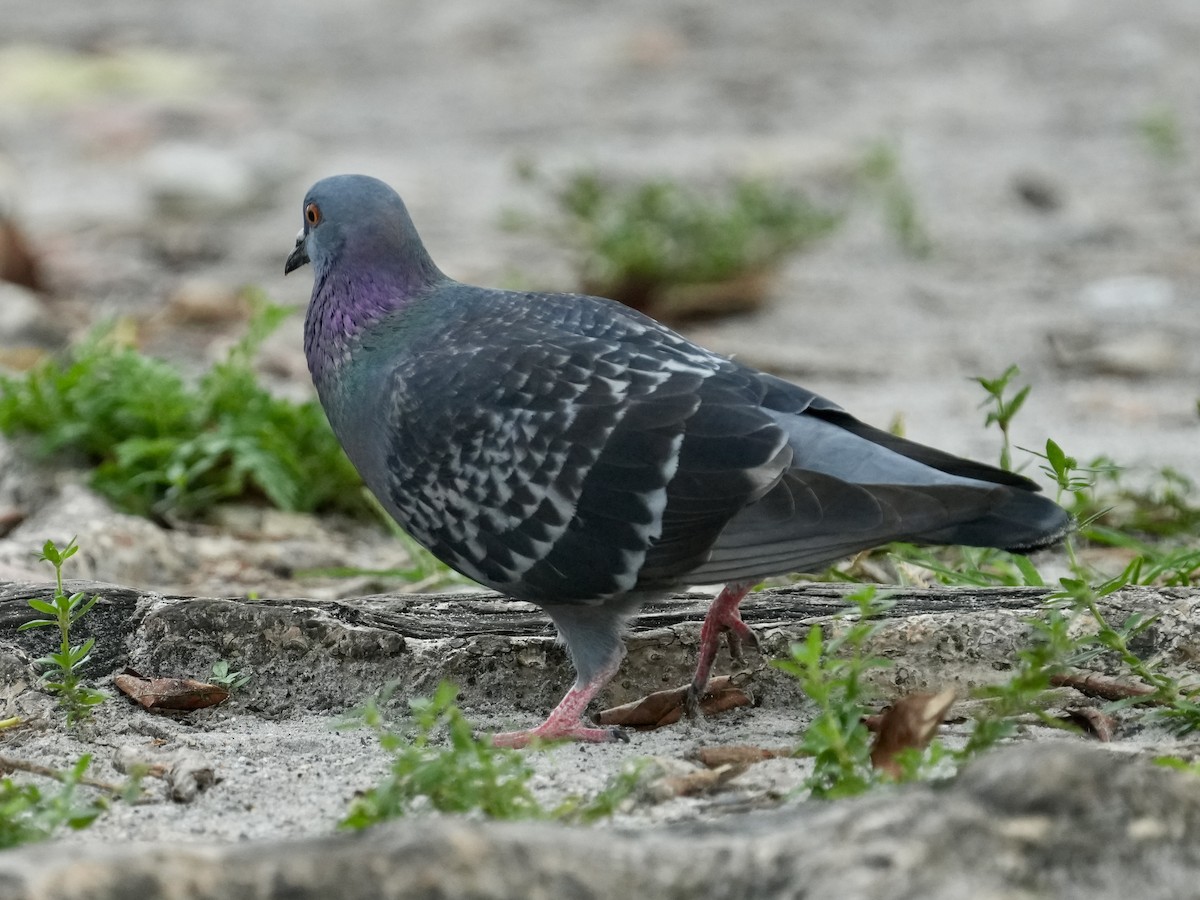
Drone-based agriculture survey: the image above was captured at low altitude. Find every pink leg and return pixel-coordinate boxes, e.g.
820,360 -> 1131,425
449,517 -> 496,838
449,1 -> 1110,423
489,655 -> 629,749
686,581 -> 758,719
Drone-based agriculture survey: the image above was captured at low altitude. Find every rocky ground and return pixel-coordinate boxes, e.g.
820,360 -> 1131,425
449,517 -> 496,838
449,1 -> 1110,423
1,1 -> 1199,896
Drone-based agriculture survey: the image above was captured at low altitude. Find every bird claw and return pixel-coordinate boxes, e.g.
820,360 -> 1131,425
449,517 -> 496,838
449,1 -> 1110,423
723,626 -> 761,663
608,725 -> 631,743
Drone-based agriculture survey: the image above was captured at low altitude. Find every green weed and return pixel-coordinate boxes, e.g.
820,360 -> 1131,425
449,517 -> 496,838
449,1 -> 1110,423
783,364 -> 1200,797
341,682 -> 640,828
209,660 -> 251,693
509,167 -> 839,316
19,539 -> 107,725
0,756 -> 106,849
859,140 -> 932,258
975,364 -> 1031,473
0,297 -> 367,520
772,587 -> 893,798
342,682 -> 542,825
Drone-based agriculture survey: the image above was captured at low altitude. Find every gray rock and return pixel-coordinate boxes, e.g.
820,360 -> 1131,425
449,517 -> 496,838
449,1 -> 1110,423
0,743 -> 1198,899
1,484 -> 193,588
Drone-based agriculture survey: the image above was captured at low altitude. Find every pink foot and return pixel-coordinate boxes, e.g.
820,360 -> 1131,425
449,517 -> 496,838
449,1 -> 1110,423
488,655 -> 628,748
686,581 -> 758,719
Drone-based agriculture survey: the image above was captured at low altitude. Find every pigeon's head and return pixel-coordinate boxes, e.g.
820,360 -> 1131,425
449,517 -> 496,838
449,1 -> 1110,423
284,174 -> 440,285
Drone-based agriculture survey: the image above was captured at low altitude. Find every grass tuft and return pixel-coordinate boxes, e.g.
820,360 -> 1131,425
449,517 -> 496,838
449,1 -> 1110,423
0,296 -> 368,520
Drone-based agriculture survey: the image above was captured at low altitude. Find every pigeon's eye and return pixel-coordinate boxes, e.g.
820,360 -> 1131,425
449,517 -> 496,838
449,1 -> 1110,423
305,203 -> 322,227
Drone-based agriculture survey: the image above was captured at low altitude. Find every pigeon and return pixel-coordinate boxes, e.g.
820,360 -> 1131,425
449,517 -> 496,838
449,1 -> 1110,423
284,174 -> 1071,748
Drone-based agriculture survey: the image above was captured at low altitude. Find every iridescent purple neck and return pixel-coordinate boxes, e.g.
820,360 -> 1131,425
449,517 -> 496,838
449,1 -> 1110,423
303,259 -> 443,386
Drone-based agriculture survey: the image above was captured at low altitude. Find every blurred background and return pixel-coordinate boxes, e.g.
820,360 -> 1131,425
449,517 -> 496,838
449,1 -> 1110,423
1,0 -> 1198,480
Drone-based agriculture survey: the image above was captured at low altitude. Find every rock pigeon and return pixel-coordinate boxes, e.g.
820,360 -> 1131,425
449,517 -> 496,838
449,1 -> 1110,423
285,174 -> 1071,747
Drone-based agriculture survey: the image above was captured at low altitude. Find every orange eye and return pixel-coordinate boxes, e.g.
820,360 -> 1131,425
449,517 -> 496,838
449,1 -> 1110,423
305,203 -> 322,226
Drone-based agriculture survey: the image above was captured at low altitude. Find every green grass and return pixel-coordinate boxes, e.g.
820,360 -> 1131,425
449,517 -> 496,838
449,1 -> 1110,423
507,167 -> 840,313
341,682 -> 642,828
0,297 -> 368,520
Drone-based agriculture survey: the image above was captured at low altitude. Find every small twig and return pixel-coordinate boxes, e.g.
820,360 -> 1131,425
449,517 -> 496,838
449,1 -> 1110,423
0,715 -> 22,730
1050,669 -> 1157,703
0,753 -> 128,795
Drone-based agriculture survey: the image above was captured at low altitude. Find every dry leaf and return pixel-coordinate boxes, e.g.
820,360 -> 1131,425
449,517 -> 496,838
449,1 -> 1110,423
115,667 -> 229,711
596,675 -> 752,729
650,763 -> 748,801
1060,707 -> 1115,742
0,219 -> 43,292
691,745 -> 790,768
869,688 -> 956,778
1050,670 -> 1155,703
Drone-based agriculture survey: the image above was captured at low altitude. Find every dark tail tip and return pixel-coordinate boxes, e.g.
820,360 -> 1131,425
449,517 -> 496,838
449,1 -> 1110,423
923,490 -> 1073,553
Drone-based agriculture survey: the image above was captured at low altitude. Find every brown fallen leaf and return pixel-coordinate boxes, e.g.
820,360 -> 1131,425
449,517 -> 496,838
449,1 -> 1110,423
595,675 -> 752,729
1050,670 -> 1156,703
115,667 -> 229,711
869,688 -> 956,778
650,763 -> 749,801
691,745 -> 791,768
1060,707 -> 1115,742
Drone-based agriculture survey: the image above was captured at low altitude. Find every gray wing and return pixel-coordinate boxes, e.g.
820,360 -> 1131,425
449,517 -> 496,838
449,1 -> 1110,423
374,300 -> 787,605
370,288 -> 1066,604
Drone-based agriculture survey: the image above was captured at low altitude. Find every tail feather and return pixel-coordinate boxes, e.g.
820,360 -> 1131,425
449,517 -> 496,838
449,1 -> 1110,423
917,488 -> 1072,552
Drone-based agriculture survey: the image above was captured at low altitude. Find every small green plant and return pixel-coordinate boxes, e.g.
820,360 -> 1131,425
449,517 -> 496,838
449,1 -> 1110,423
1071,461 -> 1200,543
1038,444 -> 1200,733
0,756 -> 106,848
858,140 -> 932,258
975,364 -> 1031,473
341,682 -> 641,828
0,296 -> 368,520
209,660 -> 251,693
786,363 -> 1200,798
509,167 -> 839,318
773,586 -> 893,798
958,607 -> 1080,757
552,761 -> 645,824
341,682 -> 544,826
19,539 -> 107,725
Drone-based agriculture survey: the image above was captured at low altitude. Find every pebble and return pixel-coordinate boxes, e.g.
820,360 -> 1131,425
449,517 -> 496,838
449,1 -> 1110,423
0,282 -> 53,346
145,143 -> 261,219
1078,274 -> 1175,319
1050,329 -> 1183,377
166,277 -> 248,325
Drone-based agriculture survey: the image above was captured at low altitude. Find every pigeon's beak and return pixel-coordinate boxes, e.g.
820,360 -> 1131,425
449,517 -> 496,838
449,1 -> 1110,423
284,229 -> 309,275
